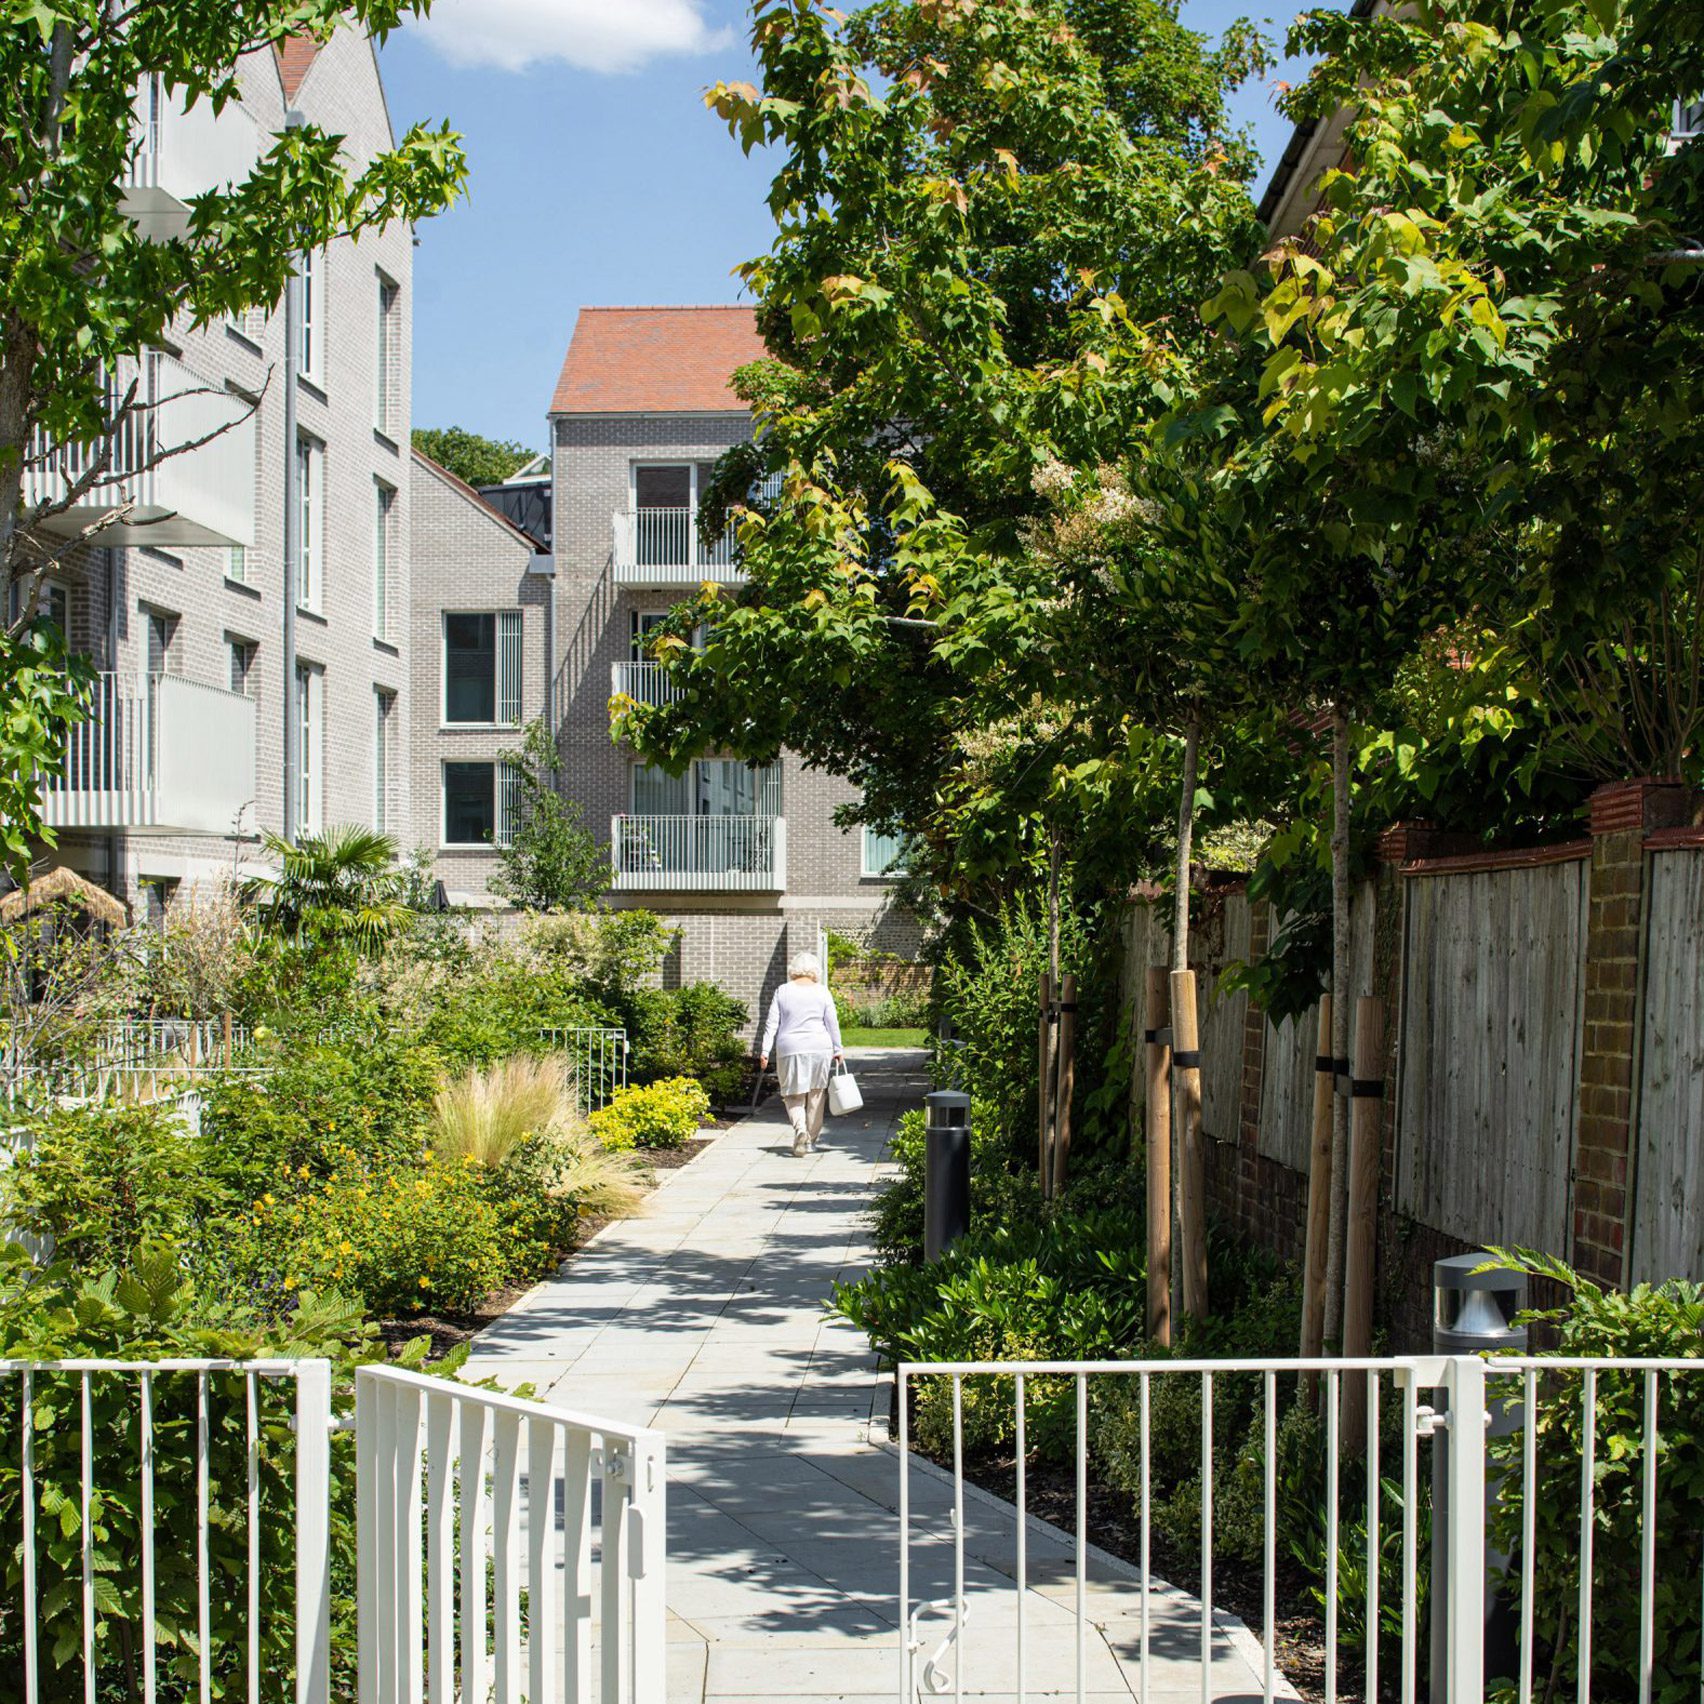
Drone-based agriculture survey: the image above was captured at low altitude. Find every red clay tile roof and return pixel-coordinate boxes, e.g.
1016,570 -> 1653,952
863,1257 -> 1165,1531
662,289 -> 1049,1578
275,36 -> 319,100
549,307 -> 765,415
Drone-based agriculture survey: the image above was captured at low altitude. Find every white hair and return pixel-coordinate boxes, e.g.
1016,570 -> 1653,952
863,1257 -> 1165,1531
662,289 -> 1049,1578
788,952 -> 821,982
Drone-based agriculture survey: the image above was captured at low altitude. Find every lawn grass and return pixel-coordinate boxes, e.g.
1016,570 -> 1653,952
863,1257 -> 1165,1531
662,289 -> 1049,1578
841,1027 -> 929,1048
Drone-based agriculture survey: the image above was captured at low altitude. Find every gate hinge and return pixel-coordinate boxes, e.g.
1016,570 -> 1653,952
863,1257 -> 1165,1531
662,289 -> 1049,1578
1416,1405 -> 1447,1438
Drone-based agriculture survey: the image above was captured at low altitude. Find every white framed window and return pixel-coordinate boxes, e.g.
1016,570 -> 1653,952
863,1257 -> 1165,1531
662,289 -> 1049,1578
374,687 -> 395,834
861,827 -> 909,879
7,574 -> 68,635
442,760 -> 518,848
298,247 -> 323,384
142,604 -> 179,677
442,611 -> 522,725
227,636 -> 256,699
373,481 -> 394,640
374,272 -> 399,435
296,435 -> 324,613
226,544 -> 248,585
297,663 -> 322,833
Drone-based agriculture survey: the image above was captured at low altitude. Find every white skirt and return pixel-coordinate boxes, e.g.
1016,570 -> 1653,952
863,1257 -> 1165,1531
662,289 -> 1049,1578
776,1051 -> 832,1096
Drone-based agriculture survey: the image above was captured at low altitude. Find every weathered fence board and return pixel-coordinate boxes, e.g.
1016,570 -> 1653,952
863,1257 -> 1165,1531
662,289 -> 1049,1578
1394,859 -> 1586,1253
1631,849 -> 1704,1282
1254,883 -> 1378,1173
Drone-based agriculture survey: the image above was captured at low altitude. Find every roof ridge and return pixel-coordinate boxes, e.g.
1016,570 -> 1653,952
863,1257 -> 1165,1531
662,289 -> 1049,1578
578,304 -> 753,313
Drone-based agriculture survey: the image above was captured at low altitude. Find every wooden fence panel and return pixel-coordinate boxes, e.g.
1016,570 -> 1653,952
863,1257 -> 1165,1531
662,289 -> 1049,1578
1394,860 -> 1586,1253
1255,883 -> 1378,1172
1631,849 -> 1704,1282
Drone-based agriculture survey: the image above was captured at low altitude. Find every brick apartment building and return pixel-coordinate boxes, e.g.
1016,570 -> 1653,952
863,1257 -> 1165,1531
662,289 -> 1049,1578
17,33 -> 413,919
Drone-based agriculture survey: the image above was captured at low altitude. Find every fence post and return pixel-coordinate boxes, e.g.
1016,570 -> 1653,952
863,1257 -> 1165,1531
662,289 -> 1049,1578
628,1432 -> 668,1704
295,1359 -> 334,1704
1442,1356 -> 1487,1704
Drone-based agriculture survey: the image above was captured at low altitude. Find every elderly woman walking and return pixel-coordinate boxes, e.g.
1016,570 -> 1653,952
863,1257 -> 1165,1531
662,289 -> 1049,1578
759,953 -> 843,1156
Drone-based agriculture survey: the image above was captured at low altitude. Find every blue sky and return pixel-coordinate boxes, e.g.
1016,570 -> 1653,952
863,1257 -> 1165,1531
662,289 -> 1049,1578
378,0 -> 1319,453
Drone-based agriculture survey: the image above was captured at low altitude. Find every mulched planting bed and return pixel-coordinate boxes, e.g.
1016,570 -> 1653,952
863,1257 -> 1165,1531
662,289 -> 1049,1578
376,1135 -> 716,1359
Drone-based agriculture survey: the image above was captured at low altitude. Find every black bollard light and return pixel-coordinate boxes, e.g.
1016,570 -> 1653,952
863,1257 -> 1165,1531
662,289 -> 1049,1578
923,1090 -> 971,1262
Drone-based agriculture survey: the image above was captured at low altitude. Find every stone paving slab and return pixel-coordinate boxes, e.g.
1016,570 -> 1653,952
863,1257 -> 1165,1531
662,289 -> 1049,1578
465,1049 -> 1286,1702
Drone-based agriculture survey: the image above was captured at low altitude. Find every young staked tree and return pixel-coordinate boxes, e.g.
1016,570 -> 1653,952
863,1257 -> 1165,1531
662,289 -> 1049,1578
0,2 -> 467,872
490,719 -> 612,914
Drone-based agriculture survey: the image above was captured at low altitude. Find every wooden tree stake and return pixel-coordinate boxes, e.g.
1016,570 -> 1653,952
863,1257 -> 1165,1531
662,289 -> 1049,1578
1038,970 -> 1054,1198
223,1010 -> 233,1068
1171,967 -> 1208,1320
1052,973 -> 1077,1196
1341,996 -> 1385,1452
1144,967 -> 1172,1346
1299,997 -> 1334,1367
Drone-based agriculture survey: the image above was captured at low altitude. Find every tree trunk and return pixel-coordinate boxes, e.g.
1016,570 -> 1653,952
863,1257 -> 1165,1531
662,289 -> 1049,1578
1170,712 -> 1206,1317
1052,972 -> 1076,1195
1172,713 -> 1200,974
1340,995 -> 1384,1451
1299,995 -> 1334,1367
1323,702 -> 1352,1351
1038,969 -> 1054,1197
1144,966 -> 1172,1346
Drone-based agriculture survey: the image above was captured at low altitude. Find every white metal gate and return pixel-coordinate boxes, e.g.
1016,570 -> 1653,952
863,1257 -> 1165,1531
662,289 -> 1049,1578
896,1354 -> 1702,1704
5,1358 -> 666,1704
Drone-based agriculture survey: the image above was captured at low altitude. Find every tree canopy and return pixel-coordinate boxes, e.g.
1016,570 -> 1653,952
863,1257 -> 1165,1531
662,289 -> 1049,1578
411,426 -> 540,489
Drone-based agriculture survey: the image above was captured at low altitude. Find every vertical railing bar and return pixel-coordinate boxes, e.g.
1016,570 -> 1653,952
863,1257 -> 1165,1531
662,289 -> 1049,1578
142,1370 -> 158,1704
562,1428 -> 592,1704
399,1385 -> 426,1704
1402,1370 -> 1417,1704
953,1375 -> 965,1704
493,1410 -> 523,1704
1520,1368 -> 1536,1704
246,1370 -> 259,1704
356,1373 -> 377,1704
1200,1371 -> 1213,1704
82,1371 -> 95,1704
198,1370 -> 211,1704
1326,1368 -> 1339,1704
898,1369 -> 910,1704
1367,1370 -> 1380,1704
1076,1371 -> 1088,1704
1140,1371 -> 1151,1704
1639,1369 -> 1658,1704
1264,1371 -> 1276,1704
598,1436 -> 631,1704
425,1393 -> 456,1704
527,1419 -> 560,1704
459,1401 -> 492,1704
1015,1373 -> 1027,1704
1579,1366 -> 1597,1704
23,1369 -> 38,1704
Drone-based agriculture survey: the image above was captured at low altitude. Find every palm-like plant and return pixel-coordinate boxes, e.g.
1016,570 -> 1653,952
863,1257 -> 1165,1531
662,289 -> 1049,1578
243,825 -> 411,950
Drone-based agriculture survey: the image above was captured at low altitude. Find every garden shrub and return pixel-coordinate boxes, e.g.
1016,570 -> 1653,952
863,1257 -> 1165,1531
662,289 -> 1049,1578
3,1102 -> 226,1268
1484,1251 -> 1703,1703
588,1076 -> 710,1152
623,983 -> 747,1106
225,1145 -> 563,1316
0,1245 -> 454,1698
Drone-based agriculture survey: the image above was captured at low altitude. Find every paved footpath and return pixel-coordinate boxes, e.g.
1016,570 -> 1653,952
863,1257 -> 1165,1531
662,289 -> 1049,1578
464,1049 -> 1280,1703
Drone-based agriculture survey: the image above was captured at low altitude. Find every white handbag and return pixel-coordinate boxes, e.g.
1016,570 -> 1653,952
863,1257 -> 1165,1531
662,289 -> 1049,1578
827,1059 -> 863,1117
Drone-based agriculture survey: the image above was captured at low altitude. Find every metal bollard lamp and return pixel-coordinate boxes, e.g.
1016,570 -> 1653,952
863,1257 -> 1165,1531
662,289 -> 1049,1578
923,1089 -> 971,1262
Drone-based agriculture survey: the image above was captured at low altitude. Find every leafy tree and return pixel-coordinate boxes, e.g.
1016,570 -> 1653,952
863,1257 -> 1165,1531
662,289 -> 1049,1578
490,719 -> 611,913
1,0 -> 467,867
242,824 -> 411,951
411,426 -> 540,488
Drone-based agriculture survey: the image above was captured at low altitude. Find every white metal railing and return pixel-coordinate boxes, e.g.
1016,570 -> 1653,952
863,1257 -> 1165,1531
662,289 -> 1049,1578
4,1358 -> 332,1704
611,508 -> 741,586
895,1354 -> 1704,1704
121,75 -> 260,240
24,350 -> 257,548
41,669 -> 257,834
611,814 -> 785,892
541,1025 -> 630,1112
356,1365 -> 666,1704
609,660 -> 684,706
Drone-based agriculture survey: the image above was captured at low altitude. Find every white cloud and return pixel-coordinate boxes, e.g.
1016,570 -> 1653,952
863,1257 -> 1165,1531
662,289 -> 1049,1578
414,0 -> 733,75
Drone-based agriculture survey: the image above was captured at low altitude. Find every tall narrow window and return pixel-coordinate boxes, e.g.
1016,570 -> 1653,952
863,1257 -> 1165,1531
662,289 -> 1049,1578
374,273 -> 399,434
443,612 -> 522,725
227,637 -> 256,698
374,688 -> 394,833
143,607 -> 178,676
298,247 -> 322,383
373,482 -> 394,640
226,544 -> 247,585
297,437 -> 324,612
444,761 -> 495,846
297,664 -> 321,832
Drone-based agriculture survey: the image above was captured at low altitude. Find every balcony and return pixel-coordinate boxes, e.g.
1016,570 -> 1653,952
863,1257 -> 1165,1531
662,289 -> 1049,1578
611,814 -> 785,893
612,507 -> 742,588
25,351 -> 257,549
43,672 -> 257,836
610,660 -> 683,707
120,75 -> 260,242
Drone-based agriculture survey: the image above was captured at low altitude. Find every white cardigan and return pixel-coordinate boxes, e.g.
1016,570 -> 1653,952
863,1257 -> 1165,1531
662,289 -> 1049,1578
761,979 -> 842,1060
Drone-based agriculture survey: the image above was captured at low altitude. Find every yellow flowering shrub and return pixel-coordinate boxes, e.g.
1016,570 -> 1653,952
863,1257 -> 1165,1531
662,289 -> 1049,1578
587,1076 -> 710,1152
232,1145 -> 521,1316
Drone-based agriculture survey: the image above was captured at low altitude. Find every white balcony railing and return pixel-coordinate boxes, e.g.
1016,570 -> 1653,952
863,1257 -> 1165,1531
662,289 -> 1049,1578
120,74 -> 261,241
43,671 -> 257,836
609,660 -> 683,707
25,350 -> 257,549
611,814 -> 785,892
611,508 -> 741,587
